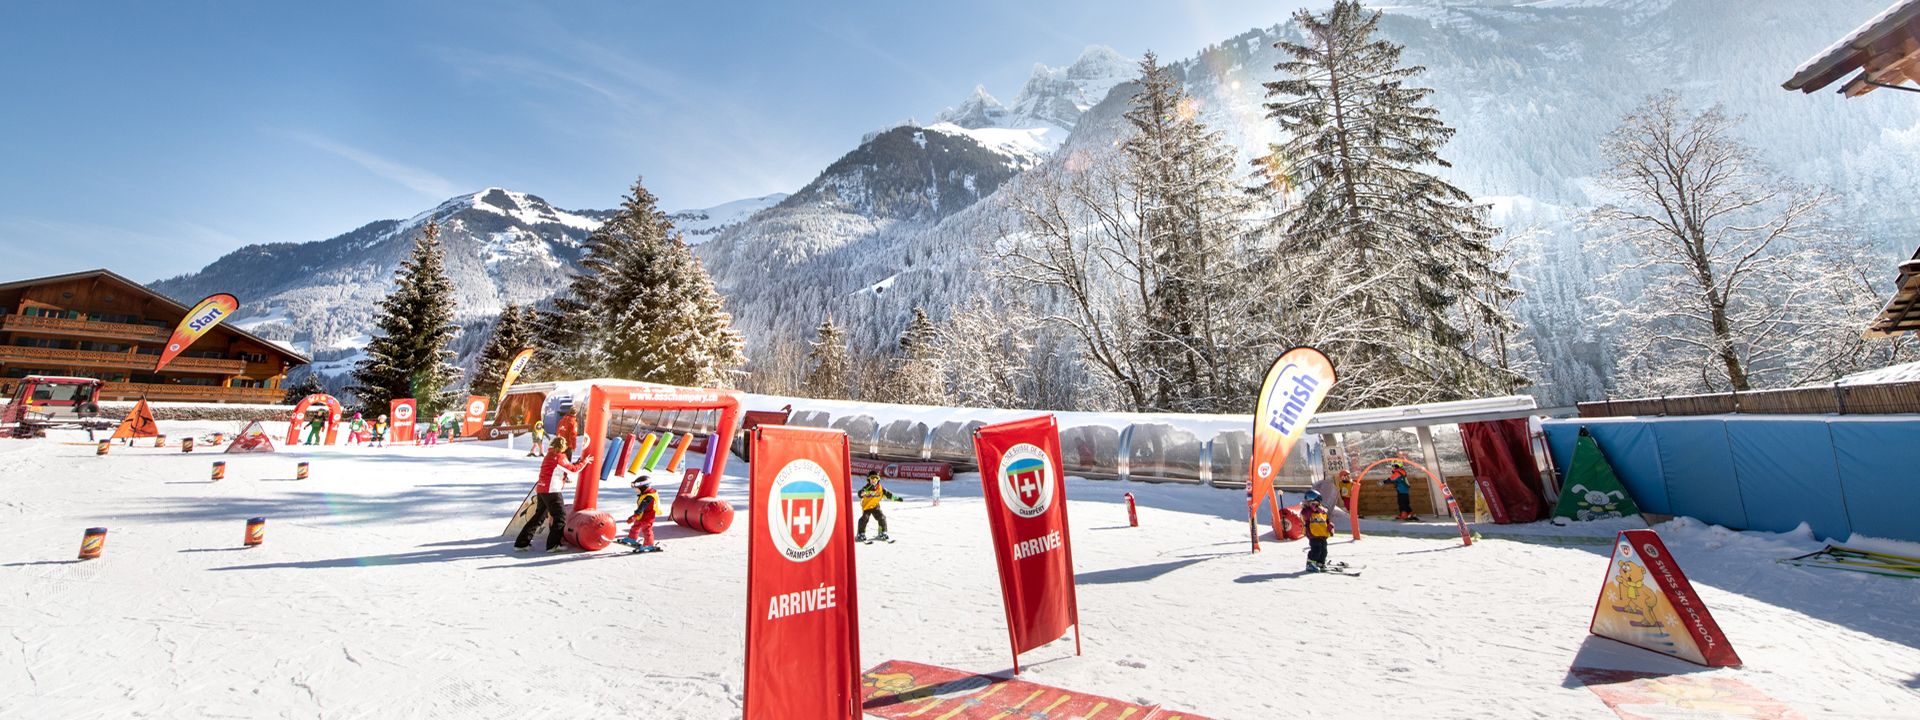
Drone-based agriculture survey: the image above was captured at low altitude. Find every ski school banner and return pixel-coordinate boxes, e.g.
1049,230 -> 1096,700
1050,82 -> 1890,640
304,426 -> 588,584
745,425 -> 862,720
461,395 -> 489,438
849,457 -> 953,482
1247,347 -> 1336,550
972,415 -> 1079,673
498,348 -> 535,402
389,398 -> 417,444
154,293 -> 238,372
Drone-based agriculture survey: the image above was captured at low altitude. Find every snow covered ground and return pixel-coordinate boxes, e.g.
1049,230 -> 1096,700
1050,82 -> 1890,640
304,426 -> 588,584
3,421 -> 1917,718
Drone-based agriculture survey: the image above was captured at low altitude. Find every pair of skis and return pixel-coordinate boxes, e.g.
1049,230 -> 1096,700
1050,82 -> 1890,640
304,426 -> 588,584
614,538 -> 664,554
1779,544 -> 1920,579
857,534 -> 895,545
1309,561 -> 1362,576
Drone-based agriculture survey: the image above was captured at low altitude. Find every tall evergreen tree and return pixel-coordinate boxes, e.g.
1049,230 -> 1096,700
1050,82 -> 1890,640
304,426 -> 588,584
535,176 -> 746,386
802,315 -> 850,400
1253,0 -> 1521,407
1123,51 -> 1256,413
279,371 -> 324,405
467,303 -> 536,398
347,221 -> 462,417
996,52 -> 1256,413
888,306 -> 946,405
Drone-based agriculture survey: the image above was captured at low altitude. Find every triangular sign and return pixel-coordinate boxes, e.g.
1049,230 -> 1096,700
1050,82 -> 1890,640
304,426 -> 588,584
224,420 -> 277,454
109,400 -> 160,440
1553,428 -> 1642,522
1590,529 -> 1741,667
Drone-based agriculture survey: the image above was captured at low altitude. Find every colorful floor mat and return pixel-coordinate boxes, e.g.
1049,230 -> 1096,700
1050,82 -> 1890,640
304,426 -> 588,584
861,659 -> 1215,720
1571,667 -> 1807,720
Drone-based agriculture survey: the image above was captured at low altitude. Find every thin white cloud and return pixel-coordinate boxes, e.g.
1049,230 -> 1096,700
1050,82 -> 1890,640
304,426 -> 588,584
273,130 -> 458,198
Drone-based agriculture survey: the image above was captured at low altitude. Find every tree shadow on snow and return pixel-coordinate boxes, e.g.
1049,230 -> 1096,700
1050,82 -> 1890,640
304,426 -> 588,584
1234,570 -> 1312,583
1075,558 -> 1210,585
207,536 -> 514,571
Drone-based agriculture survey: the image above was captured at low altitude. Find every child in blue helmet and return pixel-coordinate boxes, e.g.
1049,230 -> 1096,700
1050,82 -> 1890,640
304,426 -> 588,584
1303,491 -> 1334,572
1384,461 -> 1417,521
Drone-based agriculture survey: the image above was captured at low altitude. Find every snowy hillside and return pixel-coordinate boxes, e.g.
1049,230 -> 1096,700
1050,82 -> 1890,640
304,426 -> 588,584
6,423 -> 1918,717
151,189 -> 605,365
669,193 -> 789,245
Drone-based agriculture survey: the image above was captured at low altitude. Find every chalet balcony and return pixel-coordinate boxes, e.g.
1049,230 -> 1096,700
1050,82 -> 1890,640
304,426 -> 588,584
0,345 -> 247,374
1,314 -> 165,342
99,382 -> 283,404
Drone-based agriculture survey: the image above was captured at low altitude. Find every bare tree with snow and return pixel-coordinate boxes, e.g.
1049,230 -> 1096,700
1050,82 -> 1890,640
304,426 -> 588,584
1590,91 -> 1908,394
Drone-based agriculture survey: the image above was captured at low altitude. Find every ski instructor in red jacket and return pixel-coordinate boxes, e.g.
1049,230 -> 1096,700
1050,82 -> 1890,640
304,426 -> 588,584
515,436 -> 593,553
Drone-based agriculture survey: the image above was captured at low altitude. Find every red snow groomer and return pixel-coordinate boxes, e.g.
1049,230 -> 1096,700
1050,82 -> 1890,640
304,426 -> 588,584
1,376 -> 108,438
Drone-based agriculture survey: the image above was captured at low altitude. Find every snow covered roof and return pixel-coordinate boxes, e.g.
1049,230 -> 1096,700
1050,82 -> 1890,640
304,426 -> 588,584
1864,253 -> 1920,339
0,268 -> 312,364
1782,0 -> 1920,96
1833,360 -> 1920,386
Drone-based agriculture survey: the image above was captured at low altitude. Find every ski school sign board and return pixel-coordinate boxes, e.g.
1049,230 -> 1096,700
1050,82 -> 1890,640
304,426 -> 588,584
1590,529 -> 1740,667
972,415 -> 1080,673
388,398 -> 416,444
745,425 -> 862,720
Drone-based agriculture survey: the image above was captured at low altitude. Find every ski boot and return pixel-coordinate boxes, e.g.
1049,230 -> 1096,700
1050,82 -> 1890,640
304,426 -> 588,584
855,533 -> 868,543
1305,561 -> 1325,573
875,533 -> 890,543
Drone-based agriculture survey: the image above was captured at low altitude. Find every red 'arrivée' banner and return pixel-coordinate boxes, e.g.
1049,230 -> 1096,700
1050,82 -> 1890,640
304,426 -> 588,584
745,425 -> 862,719
971,415 -> 1079,672
388,398 -> 417,445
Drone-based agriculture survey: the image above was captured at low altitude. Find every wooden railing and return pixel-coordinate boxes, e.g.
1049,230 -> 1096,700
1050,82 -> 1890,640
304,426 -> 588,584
100,383 -> 282,404
0,345 -> 247,374
2,314 -> 164,341
1577,381 -> 1920,418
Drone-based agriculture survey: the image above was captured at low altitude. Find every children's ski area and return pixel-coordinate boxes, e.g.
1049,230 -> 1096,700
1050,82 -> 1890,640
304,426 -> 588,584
4,421 -> 1917,719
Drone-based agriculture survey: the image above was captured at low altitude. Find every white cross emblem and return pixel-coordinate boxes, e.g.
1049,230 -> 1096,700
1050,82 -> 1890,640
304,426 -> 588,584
1019,474 -> 1039,499
790,507 -> 813,533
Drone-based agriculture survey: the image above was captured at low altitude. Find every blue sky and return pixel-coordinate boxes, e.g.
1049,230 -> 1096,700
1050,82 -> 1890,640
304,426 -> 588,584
0,1 -> 1308,282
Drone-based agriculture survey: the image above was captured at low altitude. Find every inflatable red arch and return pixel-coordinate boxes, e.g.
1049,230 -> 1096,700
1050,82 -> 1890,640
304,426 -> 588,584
1346,457 -> 1439,541
285,394 -> 344,446
565,383 -> 743,550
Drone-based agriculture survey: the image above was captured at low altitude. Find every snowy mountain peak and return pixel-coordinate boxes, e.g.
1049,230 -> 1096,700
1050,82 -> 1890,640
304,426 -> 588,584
932,85 -> 1012,130
1008,46 -> 1136,131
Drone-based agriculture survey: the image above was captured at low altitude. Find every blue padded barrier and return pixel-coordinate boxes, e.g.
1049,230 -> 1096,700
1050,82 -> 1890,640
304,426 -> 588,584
1830,419 -> 1920,544
1650,420 -> 1747,529
1545,420 -> 1673,514
1724,419 -> 1849,539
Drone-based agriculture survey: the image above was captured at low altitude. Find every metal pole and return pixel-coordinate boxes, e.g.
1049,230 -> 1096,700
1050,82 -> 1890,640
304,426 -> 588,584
1416,425 -> 1447,516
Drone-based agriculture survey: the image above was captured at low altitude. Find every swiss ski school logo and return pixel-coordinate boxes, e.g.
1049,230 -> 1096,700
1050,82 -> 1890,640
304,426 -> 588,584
996,443 -> 1055,519
393,404 -> 414,422
766,459 -> 838,562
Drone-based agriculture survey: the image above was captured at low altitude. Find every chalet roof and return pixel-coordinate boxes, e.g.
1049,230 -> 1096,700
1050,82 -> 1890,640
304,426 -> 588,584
1865,248 -> 1920,339
1783,0 -> 1920,96
0,268 -> 311,364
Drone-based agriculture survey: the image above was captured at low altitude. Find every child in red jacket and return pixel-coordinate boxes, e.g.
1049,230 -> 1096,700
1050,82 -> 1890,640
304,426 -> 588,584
621,474 -> 663,553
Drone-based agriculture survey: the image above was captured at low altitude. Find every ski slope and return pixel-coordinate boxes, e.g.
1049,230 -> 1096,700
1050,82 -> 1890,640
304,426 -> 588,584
2,421 -> 1916,718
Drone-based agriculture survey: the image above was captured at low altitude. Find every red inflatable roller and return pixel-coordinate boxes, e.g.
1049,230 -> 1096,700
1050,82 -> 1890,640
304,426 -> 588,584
563,510 -> 617,551
686,497 -> 734,533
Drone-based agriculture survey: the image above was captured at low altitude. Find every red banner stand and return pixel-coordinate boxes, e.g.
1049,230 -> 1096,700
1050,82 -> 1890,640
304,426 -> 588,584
971,415 -> 1080,674
744,425 -> 861,720
1590,529 -> 1741,667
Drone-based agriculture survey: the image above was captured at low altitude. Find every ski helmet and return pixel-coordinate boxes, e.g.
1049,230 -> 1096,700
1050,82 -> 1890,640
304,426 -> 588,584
630,474 -> 652,490
1304,491 -> 1322,503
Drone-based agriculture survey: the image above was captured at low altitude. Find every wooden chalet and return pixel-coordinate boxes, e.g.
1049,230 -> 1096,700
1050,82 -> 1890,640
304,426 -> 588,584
0,269 -> 308,403
1783,0 -> 1920,96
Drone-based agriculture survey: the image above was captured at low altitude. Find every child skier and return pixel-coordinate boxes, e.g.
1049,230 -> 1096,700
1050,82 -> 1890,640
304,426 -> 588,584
622,474 -> 662,553
304,410 -> 326,445
348,413 -> 367,445
1303,491 -> 1334,572
1383,461 -> 1417,520
369,415 -> 388,448
527,423 -> 547,457
856,470 -> 900,543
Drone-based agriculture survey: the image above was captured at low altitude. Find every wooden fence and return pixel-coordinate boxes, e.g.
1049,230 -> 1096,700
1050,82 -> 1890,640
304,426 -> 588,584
1577,381 -> 1920,418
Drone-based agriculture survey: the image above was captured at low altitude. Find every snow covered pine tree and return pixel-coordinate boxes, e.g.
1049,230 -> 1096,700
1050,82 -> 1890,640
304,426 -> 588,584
1254,0 -> 1523,409
535,176 -> 745,387
346,220 -> 463,418
467,303 -> 536,398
